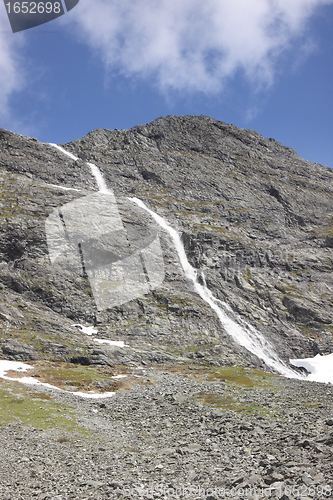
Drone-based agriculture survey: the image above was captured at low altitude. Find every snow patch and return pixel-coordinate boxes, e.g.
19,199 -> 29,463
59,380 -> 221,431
93,339 -> 128,348
0,360 -> 33,378
0,360 -> 115,398
72,324 -> 127,347
47,183 -> 81,192
72,324 -> 98,336
70,391 -> 115,398
290,354 -> 333,384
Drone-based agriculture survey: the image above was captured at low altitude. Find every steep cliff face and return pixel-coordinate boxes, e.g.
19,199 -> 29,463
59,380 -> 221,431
0,115 -> 332,371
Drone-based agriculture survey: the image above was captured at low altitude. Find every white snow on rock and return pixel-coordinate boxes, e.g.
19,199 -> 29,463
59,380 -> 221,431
290,353 -> 333,384
71,391 -> 115,398
47,184 -> 81,191
72,324 -> 127,347
72,324 -> 98,336
0,360 -> 115,398
0,360 -> 63,391
0,360 -> 34,378
93,339 -> 128,348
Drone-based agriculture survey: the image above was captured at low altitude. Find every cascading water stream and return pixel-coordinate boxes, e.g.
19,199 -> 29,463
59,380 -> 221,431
130,198 -> 301,379
49,143 -> 302,379
50,143 -> 111,194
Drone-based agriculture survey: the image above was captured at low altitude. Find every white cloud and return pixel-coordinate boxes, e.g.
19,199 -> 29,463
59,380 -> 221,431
0,0 -> 332,126
66,0 -> 333,93
0,13 -> 26,121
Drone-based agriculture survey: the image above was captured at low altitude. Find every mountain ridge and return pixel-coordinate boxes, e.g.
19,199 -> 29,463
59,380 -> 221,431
0,114 -> 332,371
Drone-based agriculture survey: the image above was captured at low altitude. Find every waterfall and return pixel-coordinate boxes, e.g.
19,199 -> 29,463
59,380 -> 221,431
130,198 -> 300,379
48,142 -> 301,379
86,162 -> 110,194
49,143 -> 110,194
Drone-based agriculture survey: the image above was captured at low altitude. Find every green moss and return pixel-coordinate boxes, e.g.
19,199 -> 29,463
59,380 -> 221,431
153,363 -> 279,390
299,324 -> 333,339
1,323 -> 81,355
304,402 -> 321,408
274,282 -> 301,294
200,366 -> 278,388
32,361 -> 106,388
193,391 -> 271,416
0,380 -> 88,434
192,223 -> 227,234
22,360 -> 134,393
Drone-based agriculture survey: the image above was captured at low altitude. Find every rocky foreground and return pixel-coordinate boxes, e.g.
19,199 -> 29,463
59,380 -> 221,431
0,365 -> 333,500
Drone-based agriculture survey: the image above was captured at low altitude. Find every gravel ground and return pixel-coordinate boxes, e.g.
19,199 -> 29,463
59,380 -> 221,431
0,365 -> 332,500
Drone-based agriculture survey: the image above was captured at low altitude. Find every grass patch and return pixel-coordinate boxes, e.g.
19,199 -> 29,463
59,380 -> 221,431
202,366 -> 278,388
304,402 -> 322,408
0,379 -> 88,434
4,360 -> 149,395
185,365 -> 278,389
193,391 -> 270,416
16,360 -> 136,393
154,364 -> 279,389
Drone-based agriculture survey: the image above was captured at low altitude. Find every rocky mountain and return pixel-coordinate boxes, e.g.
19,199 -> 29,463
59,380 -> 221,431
1,115 -> 333,500
1,115 -> 332,371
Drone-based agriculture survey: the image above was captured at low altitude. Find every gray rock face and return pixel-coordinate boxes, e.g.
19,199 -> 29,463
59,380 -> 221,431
0,115 -> 333,370
1,338 -> 38,361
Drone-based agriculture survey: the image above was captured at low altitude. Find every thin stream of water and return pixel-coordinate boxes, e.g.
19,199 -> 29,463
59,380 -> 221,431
49,143 -> 110,194
48,142 -> 301,378
130,198 -> 300,379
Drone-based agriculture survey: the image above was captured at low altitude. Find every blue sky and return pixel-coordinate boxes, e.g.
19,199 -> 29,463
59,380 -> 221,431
0,0 -> 333,168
